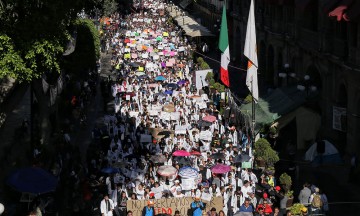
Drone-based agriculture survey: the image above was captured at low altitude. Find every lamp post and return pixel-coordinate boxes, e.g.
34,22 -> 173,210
278,63 -> 294,86
297,75 -> 317,97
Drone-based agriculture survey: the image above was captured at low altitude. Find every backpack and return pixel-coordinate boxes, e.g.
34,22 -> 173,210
312,194 -> 323,208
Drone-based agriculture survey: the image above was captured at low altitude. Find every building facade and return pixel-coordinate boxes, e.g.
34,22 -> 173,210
191,0 -> 360,155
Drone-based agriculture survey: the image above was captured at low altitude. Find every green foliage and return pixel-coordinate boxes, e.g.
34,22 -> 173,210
197,57 -> 204,63
200,62 -> 210,69
213,82 -> 225,92
206,72 -> 214,81
280,173 -> 292,191
209,78 -> 216,86
0,34 -> 32,81
66,19 -> 100,73
286,190 -> 294,198
254,138 -> 279,167
103,0 -> 118,17
244,94 -> 253,104
24,38 -> 64,78
290,203 -> 306,215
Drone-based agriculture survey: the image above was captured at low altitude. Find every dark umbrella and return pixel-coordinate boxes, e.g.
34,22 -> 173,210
166,83 -> 179,90
7,167 -> 58,194
173,157 -> 191,166
210,152 -> 225,160
129,62 -> 140,67
150,155 -> 167,164
233,154 -> 251,164
158,131 -> 172,136
101,167 -> 120,174
198,120 -> 212,127
137,75 -> 148,80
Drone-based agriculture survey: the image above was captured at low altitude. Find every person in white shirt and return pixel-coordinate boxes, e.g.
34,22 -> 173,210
100,194 -> 115,216
241,180 -> 253,199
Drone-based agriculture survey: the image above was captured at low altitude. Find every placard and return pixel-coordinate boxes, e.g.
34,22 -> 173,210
181,178 -> 196,191
126,95 -> 131,101
127,197 -> 223,216
201,192 -> 212,202
129,111 -> 139,118
170,112 -> 180,121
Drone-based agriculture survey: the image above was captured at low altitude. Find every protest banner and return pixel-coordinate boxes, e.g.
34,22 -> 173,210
127,197 -> 223,216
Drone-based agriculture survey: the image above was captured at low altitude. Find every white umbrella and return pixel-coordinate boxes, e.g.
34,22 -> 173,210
178,167 -> 199,179
157,165 -> 177,176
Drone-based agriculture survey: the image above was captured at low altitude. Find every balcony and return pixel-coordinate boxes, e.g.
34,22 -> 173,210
298,28 -> 319,51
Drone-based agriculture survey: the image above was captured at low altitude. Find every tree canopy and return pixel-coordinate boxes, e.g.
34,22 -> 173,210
0,0 -> 102,82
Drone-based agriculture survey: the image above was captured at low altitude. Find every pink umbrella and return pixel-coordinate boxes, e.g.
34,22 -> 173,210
211,164 -> 231,174
173,150 -> 191,157
202,115 -> 217,122
190,150 -> 201,156
157,165 -> 177,176
170,51 -> 175,56
131,53 -> 138,59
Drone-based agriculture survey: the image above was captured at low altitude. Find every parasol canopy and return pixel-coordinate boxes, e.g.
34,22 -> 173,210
7,167 -> 58,194
178,166 -> 199,179
173,150 -> 191,157
211,164 -> 231,174
202,115 -> 217,122
157,165 -> 177,176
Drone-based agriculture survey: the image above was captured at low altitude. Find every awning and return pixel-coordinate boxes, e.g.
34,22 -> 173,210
167,6 -> 214,37
179,0 -> 192,9
240,86 -> 309,130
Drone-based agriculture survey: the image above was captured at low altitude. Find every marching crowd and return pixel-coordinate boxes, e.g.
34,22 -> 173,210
83,1 -> 329,216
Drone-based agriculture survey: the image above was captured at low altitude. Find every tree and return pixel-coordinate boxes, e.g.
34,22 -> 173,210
0,0 -> 103,145
0,34 -> 31,80
64,19 -> 100,75
103,0 -> 118,17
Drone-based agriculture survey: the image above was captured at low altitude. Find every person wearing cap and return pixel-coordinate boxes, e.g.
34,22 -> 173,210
100,194 -> 115,216
142,200 -> 155,216
191,197 -> 204,216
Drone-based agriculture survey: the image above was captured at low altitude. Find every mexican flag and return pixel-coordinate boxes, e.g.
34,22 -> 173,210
219,3 -> 230,87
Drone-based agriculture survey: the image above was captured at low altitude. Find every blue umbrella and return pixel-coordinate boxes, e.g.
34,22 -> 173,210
178,166 -> 199,179
164,90 -> 173,95
166,83 -> 179,90
155,76 -> 166,81
101,167 -> 120,174
7,167 -> 58,194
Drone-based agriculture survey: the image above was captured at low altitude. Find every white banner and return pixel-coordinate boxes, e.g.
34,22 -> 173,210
199,131 -> 212,141
170,112 -> 180,121
195,69 -> 212,91
175,125 -> 187,134
160,112 -> 171,121
181,178 -> 196,191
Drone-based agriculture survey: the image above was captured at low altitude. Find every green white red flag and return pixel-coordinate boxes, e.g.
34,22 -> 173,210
219,2 -> 230,87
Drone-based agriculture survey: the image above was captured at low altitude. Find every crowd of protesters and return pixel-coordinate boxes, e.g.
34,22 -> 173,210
78,1 -> 334,216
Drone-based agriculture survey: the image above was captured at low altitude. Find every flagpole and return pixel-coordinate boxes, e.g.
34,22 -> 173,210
251,80 -> 255,147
